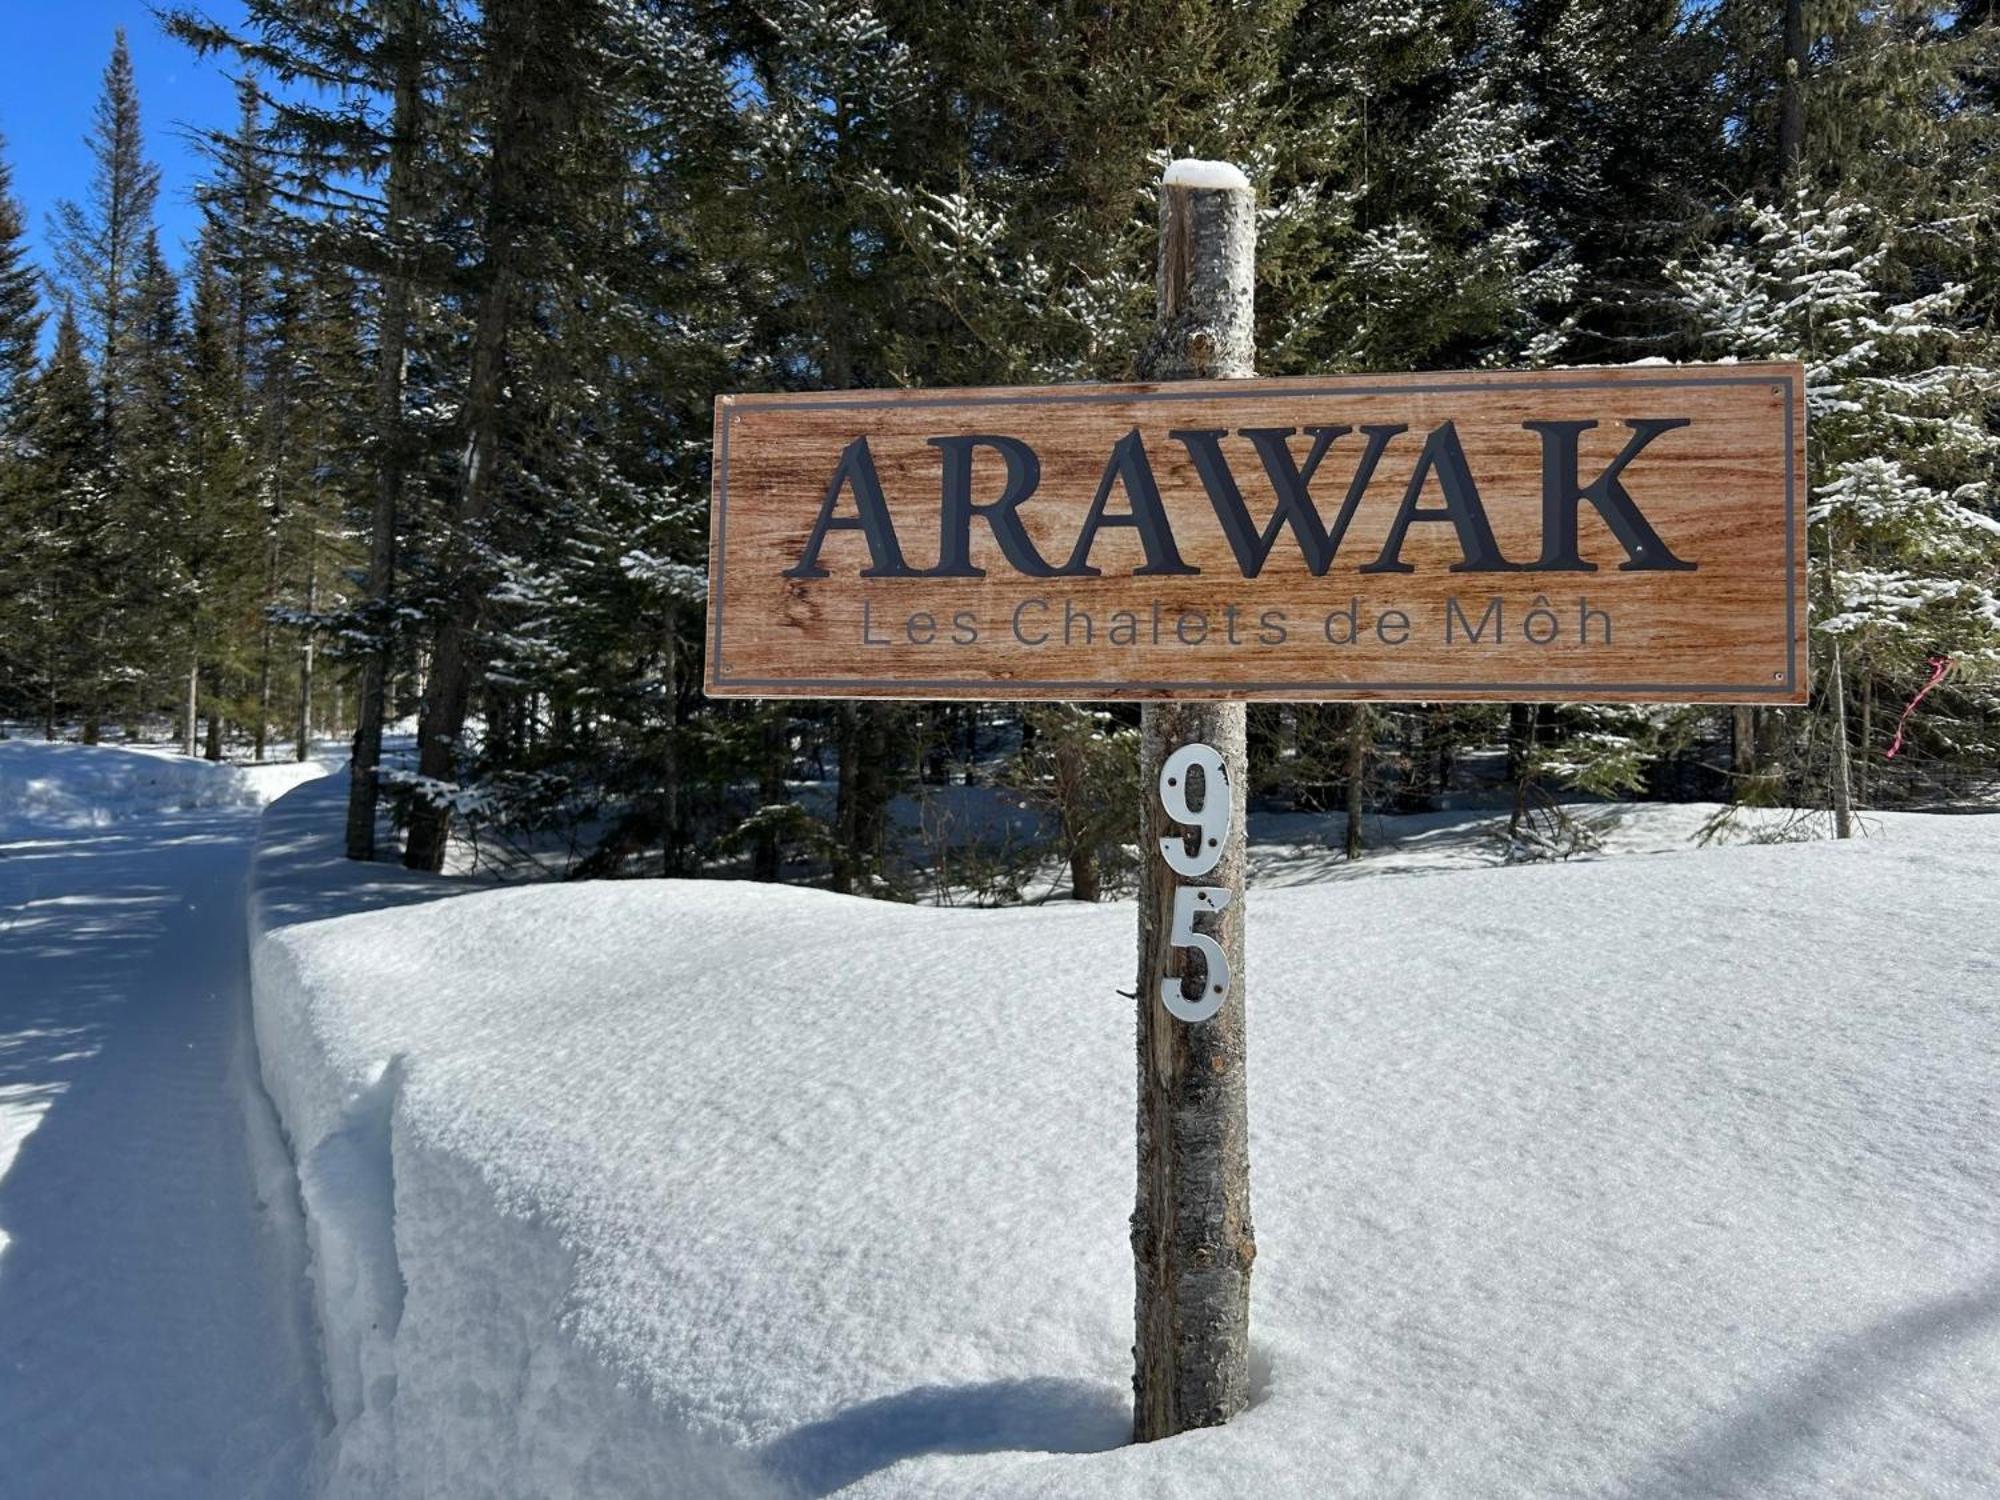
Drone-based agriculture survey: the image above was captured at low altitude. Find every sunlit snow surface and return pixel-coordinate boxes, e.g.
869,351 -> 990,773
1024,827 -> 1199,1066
244,770 -> 2000,1498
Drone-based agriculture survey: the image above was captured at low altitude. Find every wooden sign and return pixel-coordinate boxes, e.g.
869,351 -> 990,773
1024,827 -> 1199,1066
705,362 -> 1806,703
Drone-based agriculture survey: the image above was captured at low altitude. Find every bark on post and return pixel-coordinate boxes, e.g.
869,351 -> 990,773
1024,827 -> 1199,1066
1132,161 -> 1256,1443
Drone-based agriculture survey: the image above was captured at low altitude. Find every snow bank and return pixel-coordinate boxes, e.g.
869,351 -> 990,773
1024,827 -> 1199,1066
251,776 -> 775,1496
0,739 -> 327,830
248,781 -> 2000,1498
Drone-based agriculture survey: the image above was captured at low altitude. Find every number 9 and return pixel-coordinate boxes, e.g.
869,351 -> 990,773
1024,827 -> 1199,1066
1158,742 -> 1230,877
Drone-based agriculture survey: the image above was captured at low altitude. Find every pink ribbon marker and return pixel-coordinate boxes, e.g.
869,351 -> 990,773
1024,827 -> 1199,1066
1884,656 -> 1953,759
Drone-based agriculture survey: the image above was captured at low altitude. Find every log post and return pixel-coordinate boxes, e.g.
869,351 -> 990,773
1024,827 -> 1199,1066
1132,160 -> 1256,1442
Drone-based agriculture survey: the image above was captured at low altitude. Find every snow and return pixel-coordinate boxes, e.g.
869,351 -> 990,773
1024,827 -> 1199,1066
1162,159 -> 1251,192
0,737 -> 327,828
245,765 -> 2000,1498
0,741 -> 333,1495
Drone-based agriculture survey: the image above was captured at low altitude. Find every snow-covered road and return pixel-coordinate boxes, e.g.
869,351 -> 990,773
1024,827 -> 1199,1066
0,749 -> 324,1496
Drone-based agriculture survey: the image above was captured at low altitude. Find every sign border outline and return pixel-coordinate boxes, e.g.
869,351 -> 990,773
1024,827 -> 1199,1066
708,369 -> 1802,699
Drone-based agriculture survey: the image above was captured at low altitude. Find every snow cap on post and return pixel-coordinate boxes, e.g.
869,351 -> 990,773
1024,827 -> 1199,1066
1162,158 -> 1252,191
1152,160 -> 1255,381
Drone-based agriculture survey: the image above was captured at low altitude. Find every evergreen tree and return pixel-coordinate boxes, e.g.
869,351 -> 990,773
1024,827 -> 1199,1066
0,134 -> 45,724
76,0 -> 1990,881
399,0 -> 617,871
261,254 -> 369,762
174,245 -> 266,760
7,307 -> 111,737
1515,0 -> 1726,360
196,81 -> 285,756
113,232 -> 191,735
0,136 -> 41,437
164,0 -> 460,848
48,29 -> 161,445
1674,193 -> 2000,808
1002,705 -> 1139,901
1268,0 -> 1573,373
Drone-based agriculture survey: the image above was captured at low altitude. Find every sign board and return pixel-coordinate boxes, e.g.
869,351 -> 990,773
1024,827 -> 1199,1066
705,362 -> 1806,703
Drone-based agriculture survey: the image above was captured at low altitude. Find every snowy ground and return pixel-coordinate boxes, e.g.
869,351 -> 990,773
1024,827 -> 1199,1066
0,741 -> 334,1497
245,768 -> 2000,1497
0,735 -> 326,827
784,780 -> 1848,906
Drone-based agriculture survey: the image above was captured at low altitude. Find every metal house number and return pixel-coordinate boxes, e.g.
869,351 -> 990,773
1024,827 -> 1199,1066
1157,742 -> 1233,1024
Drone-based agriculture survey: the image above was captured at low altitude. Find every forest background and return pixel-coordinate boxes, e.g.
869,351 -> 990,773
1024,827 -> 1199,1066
1,0 -> 1996,896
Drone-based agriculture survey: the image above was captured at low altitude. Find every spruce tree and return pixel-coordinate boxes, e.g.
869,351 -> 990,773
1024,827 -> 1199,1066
10,307 -> 110,738
277,258 -> 369,758
0,135 -> 45,722
390,0 -> 742,873
176,244 -> 266,760
196,82 -> 285,757
1272,0 -> 1574,373
164,0 -> 458,850
0,136 -> 41,437
49,29 -> 161,445
1674,194 -> 2000,809
113,232 -> 191,735
1515,0 -> 1727,360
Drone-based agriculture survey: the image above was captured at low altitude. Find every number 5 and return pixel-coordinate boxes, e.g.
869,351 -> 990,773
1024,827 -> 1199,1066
1162,885 -> 1232,1023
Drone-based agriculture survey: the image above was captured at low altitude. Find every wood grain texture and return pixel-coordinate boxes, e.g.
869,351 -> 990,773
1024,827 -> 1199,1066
705,362 -> 1807,703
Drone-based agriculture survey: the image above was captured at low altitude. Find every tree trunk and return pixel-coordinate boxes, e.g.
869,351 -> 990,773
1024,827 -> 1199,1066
753,707 -> 787,882
254,531 -> 278,763
1059,730 -> 1102,901
254,592 -> 274,756
346,4 -> 423,862
297,527 -> 317,762
185,654 -> 199,758
1068,840 -> 1102,903
1830,637 -> 1854,838
1856,672 -> 1872,803
1133,165 -> 1256,1443
1507,704 -> 1540,840
1778,0 -> 1807,179
657,608 -> 681,877
1135,701 -> 1253,1439
205,711 -> 222,763
830,704 -> 858,894
1343,704 -> 1368,860
404,1 -> 544,872
1731,705 -> 1756,798
856,708 -> 893,873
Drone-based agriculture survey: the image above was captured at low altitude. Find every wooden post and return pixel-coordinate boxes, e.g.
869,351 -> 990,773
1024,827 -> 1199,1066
1132,161 -> 1256,1442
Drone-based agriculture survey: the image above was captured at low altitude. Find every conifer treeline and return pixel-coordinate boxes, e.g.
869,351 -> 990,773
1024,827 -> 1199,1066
0,0 -> 1995,888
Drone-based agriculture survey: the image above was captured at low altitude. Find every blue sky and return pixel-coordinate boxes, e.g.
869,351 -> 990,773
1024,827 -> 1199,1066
2,1 -> 251,282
